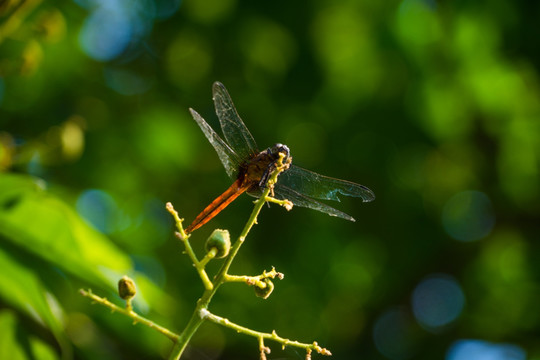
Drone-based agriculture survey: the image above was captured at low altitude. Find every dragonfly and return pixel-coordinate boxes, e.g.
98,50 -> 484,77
185,82 -> 375,234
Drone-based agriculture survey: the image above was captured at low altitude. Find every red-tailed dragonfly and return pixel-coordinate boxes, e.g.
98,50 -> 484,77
185,82 -> 375,233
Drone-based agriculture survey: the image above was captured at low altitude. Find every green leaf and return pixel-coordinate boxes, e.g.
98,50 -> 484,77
0,310 -> 28,360
28,337 -> 59,360
0,173 -> 133,290
0,267 -> 64,359
0,173 -> 175,347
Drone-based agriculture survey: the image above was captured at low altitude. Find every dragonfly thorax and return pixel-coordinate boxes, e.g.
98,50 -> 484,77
237,144 -> 291,189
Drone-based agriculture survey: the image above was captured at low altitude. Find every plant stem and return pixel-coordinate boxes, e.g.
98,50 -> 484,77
167,188 -> 271,359
223,267 -> 284,287
200,309 -> 331,356
168,155 -> 290,360
168,307 -> 204,358
167,203 -> 214,290
79,289 -> 180,342
82,154 -> 331,359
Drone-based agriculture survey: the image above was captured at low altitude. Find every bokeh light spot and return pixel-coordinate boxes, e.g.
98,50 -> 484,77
498,117 -> 540,206
154,0 -> 182,19
373,307 -> 419,360
133,255 -> 166,288
166,32 -> 212,87
240,19 -> 297,77
79,5 -> 132,61
185,0 -> 235,23
60,117 -> 85,161
76,189 -> 119,234
77,0 -> 176,61
133,108 -> 196,169
446,339 -> 526,360
35,9 -> 67,43
411,274 -> 465,332
420,79 -> 472,141
27,152 -> 45,177
397,0 -> 441,47
442,190 -> 495,242
312,6 -> 382,105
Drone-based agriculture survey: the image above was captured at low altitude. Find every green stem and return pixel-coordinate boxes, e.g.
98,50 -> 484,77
81,155 -> 331,359
168,307 -> 204,359
223,267 -> 284,287
168,155 -> 289,360
80,289 -> 179,342
167,204 -> 214,290
168,191 -> 271,359
200,309 -> 331,356
199,247 -> 217,268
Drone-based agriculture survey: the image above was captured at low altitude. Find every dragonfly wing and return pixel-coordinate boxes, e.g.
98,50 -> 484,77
190,108 -> 242,178
279,165 -> 375,202
212,82 -> 259,160
273,184 -> 356,221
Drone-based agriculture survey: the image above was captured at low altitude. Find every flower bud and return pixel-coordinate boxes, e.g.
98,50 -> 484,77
205,229 -> 231,259
254,278 -> 274,299
118,276 -> 136,300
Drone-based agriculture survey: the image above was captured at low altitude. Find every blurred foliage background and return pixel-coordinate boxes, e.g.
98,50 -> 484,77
1,0 -> 539,359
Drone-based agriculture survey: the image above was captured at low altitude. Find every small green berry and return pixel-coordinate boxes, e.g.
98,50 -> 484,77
254,278 -> 274,299
118,276 -> 136,300
205,229 -> 231,258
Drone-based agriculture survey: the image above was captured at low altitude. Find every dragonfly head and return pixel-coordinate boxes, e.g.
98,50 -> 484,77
270,143 -> 290,160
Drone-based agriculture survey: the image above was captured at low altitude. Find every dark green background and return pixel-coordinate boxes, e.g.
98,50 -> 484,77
1,0 -> 539,359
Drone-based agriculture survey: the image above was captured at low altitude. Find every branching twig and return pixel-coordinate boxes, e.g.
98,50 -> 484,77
223,267 -> 284,287
265,196 -> 294,210
79,289 -> 180,342
200,309 -> 332,358
167,152 -> 296,360
167,203 -> 214,290
81,152 -> 331,359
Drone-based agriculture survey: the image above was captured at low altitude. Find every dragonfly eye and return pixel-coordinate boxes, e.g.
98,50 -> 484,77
272,143 -> 290,158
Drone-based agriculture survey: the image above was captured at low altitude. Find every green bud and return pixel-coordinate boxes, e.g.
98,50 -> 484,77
205,229 -> 231,259
254,278 -> 274,299
118,276 -> 136,300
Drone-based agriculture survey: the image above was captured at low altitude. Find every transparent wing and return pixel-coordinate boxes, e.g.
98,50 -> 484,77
273,184 -> 357,221
189,108 -> 242,178
212,82 -> 259,161
279,165 -> 376,202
